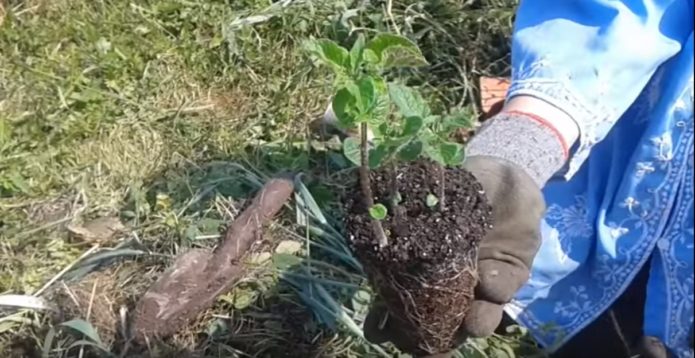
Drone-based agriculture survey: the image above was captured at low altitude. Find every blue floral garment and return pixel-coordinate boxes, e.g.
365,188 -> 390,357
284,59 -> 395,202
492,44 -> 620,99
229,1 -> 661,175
501,1 -> 694,357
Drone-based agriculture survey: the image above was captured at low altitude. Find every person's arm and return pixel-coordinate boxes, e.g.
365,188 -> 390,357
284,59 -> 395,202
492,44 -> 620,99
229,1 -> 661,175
363,1 -> 693,355
460,0 -> 693,343
468,0 -> 693,183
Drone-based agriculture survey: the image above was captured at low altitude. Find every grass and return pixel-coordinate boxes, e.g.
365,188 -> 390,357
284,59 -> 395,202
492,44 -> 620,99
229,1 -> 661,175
0,0 -> 544,357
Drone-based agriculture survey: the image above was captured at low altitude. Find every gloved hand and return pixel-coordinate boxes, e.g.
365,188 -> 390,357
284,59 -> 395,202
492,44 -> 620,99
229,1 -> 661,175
363,110 -> 570,357
457,155 -> 545,337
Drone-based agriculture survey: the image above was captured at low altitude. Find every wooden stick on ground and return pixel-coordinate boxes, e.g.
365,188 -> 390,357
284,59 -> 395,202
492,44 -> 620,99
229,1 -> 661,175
132,176 -> 294,341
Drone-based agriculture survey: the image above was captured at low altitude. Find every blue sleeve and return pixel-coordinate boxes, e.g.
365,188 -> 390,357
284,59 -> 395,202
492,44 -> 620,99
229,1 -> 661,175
508,0 -> 693,177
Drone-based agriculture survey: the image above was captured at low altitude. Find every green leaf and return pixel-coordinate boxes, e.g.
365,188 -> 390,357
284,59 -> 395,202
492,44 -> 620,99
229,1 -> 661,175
366,33 -> 427,69
363,48 -> 379,64
304,39 -> 349,72
442,109 -> 474,131
351,289 -> 371,316
368,144 -> 391,168
402,116 -> 424,137
381,45 -> 428,69
356,76 -> 376,114
424,142 -> 444,165
388,83 -> 430,118
349,34 -> 365,71
425,142 -> 463,166
426,194 -> 439,208
423,115 -> 441,125
398,140 -> 423,161
440,142 -> 465,166
376,123 -> 390,137
342,137 -> 361,166
366,33 -> 415,58
369,204 -> 388,220
332,88 -> 357,128
60,319 -> 104,347
370,76 -> 390,120
272,253 -> 302,270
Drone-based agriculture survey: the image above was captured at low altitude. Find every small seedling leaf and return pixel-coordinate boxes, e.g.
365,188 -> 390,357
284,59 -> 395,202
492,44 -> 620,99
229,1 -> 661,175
402,116 -> 424,137
366,33 -> 427,69
381,46 -> 428,69
332,88 -> 356,128
426,194 -> 439,208
369,204 -> 388,220
366,33 -> 416,56
356,76 -> 377,114
60,319 -> 104,347
368,144 -> 390,169
342,137 -> 361,166
349,34 -> 365,71
388,83 -> 430,118
440,142 -> 465,166
305,39 -> 349,71
371,76 -> 390,120
398,140 -> 423,161
363,48 -> 379,64
426,141 -> 464,166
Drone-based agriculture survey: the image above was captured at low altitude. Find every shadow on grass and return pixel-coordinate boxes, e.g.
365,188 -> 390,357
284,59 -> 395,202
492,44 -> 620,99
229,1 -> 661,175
28,141 -> 383,358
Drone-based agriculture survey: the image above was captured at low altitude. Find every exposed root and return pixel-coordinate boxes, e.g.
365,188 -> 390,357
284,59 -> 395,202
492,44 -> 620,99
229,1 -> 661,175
366,247 -> 479,354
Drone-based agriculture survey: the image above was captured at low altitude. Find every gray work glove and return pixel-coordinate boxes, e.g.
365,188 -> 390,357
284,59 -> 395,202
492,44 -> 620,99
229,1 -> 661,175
457,155 -> 546,337
364,111 -> 569,356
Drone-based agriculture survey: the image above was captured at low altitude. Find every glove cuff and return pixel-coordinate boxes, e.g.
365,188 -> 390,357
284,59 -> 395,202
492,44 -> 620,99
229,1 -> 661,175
466,111 -> 567,187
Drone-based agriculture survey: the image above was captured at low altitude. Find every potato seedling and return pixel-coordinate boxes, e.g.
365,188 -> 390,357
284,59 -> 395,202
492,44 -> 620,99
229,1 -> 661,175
306,33 -> 492,355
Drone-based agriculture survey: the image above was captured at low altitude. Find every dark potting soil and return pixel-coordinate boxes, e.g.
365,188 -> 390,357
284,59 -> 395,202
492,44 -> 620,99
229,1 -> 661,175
344,160 -> 493,354
346,160 -> 492,270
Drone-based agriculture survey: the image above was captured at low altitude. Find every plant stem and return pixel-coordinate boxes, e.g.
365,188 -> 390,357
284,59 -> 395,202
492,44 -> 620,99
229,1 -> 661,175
388,162 -> 398,202
359,122 -> 389,247
388,161 -> 405,223
439,164 -> 446,211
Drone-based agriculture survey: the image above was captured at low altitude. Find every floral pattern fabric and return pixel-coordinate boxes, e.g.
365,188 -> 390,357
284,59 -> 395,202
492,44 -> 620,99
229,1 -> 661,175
502,1 -> 694,356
